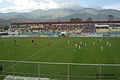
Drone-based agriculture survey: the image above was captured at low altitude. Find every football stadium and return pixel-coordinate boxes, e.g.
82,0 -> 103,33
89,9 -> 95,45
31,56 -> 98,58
0,21 -> 120,80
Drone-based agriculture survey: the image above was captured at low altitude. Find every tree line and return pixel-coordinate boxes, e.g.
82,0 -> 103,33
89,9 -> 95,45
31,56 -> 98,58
70,15 -> 114,22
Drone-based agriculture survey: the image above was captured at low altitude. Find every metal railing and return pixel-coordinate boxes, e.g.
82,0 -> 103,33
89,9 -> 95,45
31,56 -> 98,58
0,60 -> 120,80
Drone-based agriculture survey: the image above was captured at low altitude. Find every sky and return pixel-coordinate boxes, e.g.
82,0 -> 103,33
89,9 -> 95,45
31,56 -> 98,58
0,0 -> 120,13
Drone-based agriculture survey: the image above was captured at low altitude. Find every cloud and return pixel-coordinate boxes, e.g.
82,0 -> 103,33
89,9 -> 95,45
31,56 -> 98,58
13,0 -> 41,12
13,0 -> 82,11
0,0 -> 59,13
60,2 -> 82,10
4,0 -> 118,13
1,0 -> 120,13
103,3 -> 120,10
37,0 -> 59,10
0,0 -> 3,3
0,7 -> 11,13
87,5 -> 103,10
0,0 -> 82,13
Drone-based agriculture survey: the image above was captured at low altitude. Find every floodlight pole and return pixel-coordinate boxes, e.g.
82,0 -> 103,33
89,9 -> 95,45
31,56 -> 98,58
67,64 -> 69,80
38,62 -> 40,80
12,60 -> 15,80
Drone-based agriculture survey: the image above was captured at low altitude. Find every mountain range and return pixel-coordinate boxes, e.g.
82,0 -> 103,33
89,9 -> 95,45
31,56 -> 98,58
0,8 -> 120,26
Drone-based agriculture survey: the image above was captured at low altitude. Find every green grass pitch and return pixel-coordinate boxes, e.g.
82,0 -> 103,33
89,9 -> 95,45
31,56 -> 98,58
0,37 -> 120,80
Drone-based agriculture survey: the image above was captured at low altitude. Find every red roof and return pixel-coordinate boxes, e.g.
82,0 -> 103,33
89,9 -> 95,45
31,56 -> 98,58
11,21 -> 120,25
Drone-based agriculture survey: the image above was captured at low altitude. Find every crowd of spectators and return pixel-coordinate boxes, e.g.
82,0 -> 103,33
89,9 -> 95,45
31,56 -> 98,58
11,24 -> 96,33
42,24 -> 83,31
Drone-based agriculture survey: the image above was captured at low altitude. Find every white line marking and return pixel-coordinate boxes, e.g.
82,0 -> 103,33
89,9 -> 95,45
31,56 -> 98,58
0,60 -> 120,66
